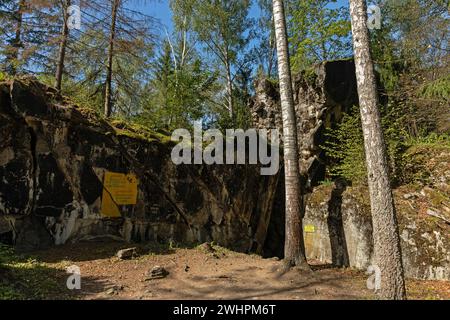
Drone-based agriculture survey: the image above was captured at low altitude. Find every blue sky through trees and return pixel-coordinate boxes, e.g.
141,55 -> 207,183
139,0 -> 349,36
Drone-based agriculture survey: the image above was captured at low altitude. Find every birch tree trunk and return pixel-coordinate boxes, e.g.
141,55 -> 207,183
349,0 -> 406,300
225,52 -> 234,120
273,0 -> 309,269
55,0 -> 71,92
104,0 -> 120,118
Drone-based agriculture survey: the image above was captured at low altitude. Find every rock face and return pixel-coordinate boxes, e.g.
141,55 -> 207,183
0,77 -> 278,252
1,66 -> 448,282
303,181 -> 450,281
303,185 -> 374,270
250,60 -> 449,281
251,59 -> 358,189
300,144 -> 450,281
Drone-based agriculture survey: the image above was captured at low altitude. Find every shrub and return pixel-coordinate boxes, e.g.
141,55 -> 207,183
322,106 -> 367,184
322,104 -> 408,185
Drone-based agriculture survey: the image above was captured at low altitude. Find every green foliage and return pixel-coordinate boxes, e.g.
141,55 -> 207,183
288,0 -> 352,71
253,0 -> 277,78
61,28 -> 154,117
171,0 -> 253,125
400,141 -> 450,185
322,106 -> 367,184
0,243 -> 15,265
323,104 -> 409,185
0,71 -> 11,82
188,0 -> 252,59
369,0 -> 449,136
215,101 -> 252,131
319,179 -> 334,187
230,66 -> 254,129
140,40 -> 217,131
405,133 -> 450,148
0,0 -> 58,75
419,75 -> 450,103
110,118 -> 172,144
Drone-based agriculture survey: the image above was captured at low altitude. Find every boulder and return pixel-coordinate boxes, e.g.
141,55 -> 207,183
116,247 -> 137,260
146,266 -> 169,280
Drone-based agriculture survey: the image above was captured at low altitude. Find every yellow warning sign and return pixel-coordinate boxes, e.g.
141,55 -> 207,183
101,189 -> 121,218
304,225 -> 316,233
101,172 -> 138,217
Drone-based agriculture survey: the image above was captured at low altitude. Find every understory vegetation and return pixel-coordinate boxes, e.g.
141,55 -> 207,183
0,244 -> 70,299
321,0 -> 449,187
323,106 -> 450,186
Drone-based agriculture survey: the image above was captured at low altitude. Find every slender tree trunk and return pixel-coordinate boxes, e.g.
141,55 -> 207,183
267,34 -> 276,78
55,0 -> 71,92
349,0 -> 406,300
273,0 -> 309,269
267,15 -> 276,79
7,0 -> 26,75
104,0 -> 120,118
225,54 -> 234,120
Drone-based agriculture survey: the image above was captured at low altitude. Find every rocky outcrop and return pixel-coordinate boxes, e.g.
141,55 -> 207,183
0,77 -> 278,252
251,59 -> 358,190
251,60 -> 449,281
301,143 -> 450,281
1,69 -> 448,282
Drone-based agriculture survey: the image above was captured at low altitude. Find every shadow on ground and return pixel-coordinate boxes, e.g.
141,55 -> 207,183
0,244 -> 112,300
29,242 -> 180,263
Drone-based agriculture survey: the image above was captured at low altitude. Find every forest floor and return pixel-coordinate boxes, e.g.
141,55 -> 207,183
1,242 -> 449,300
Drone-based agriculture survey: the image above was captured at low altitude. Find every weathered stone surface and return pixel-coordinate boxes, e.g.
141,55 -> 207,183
252,60 -> 449,280
251,59 -> 358,190
1,73 -> 448,282
116,247 -> 137,260
302,181 -> 450,281
146,266 -> 169,280
0,77 -> 278,253
303,185 -> 373,270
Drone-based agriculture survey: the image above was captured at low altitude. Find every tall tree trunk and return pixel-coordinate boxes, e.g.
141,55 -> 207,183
267,29 -> 276,78
8,0 -> 26,75
55,0 -> 71,92
225,54 -> 234,120
272,0 -> 309,269
104,0 -> 120,118
349,0 -> 406,300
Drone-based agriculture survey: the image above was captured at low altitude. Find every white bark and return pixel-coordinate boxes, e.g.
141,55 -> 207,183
349,0 -> 406,300
273,0 -> 308,268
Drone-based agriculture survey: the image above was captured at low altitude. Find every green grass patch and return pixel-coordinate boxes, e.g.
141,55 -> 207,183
0,244 -> 73,300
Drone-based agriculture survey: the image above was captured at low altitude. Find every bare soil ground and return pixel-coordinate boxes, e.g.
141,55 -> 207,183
23,242 -> 450,300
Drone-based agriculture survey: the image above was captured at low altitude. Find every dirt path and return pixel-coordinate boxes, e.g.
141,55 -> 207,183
28,242 -> 449,300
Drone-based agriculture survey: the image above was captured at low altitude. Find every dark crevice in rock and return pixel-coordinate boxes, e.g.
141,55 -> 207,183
27,126 -> 38,216
262,174 -> 285,259
0,230 -> 14,245
327,179 -> 350,267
